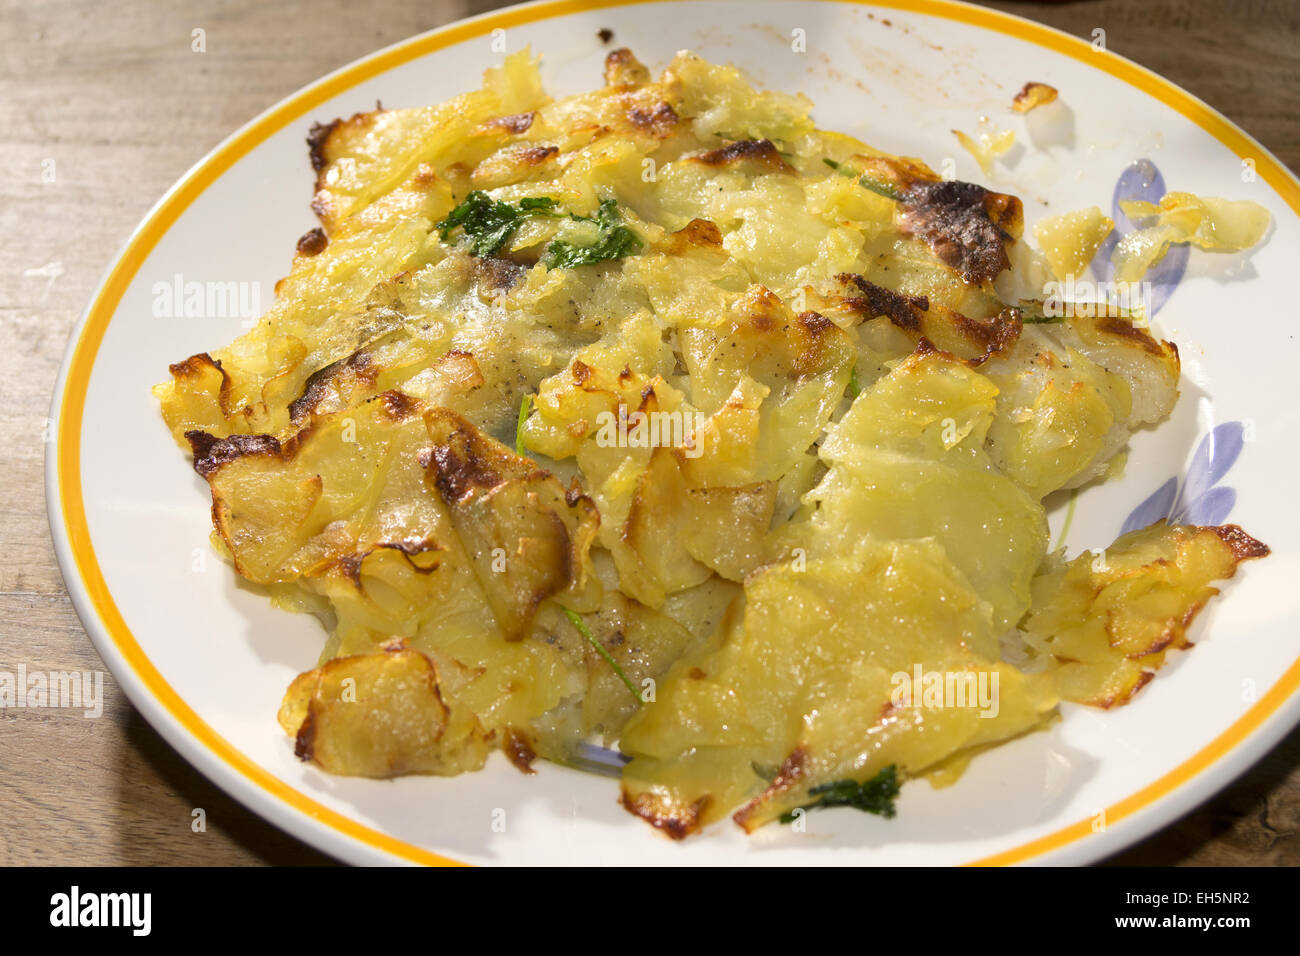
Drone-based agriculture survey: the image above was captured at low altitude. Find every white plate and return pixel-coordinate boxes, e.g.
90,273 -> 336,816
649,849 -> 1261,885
47,0 -> 1300,865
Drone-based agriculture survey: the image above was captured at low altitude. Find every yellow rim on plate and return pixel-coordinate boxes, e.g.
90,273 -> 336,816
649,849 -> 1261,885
52,0 -> 1300,866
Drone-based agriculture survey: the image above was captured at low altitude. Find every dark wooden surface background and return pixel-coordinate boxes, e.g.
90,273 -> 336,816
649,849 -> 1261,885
2,0 -> 1296,866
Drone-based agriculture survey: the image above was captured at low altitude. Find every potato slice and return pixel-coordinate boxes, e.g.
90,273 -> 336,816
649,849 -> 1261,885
1023,523 -> 1268,707
1034,205 -> 1114,281
280,643 -> 489,777
1112,192 -> 1269,284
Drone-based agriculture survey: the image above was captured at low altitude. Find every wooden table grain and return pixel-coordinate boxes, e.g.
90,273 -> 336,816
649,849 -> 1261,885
2,0 -> 1296,867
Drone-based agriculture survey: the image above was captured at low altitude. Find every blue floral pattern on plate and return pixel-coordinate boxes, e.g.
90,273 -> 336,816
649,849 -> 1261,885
1092,158 -> 1188,318
1121,422 -> 1246,535
1095,161 -> 1246,535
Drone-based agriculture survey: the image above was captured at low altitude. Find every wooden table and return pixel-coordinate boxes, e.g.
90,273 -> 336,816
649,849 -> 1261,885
2,0 -> 1296,866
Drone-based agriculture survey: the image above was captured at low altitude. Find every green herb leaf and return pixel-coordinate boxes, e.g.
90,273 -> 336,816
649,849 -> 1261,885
440,192 -> 644,268
848,367 -> 861,398
543,199 -> 643,270
437,191 -> 567,257
779,765 -> 901,823
436,191 -> 521,257
515,393 -> 532,457
1011,303 -> 1065,324
857,175 -> 903,201
518,196 -> 563,215
544,229 -> 642,268
823,158 -> 902,200
562,607 -> 644,702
